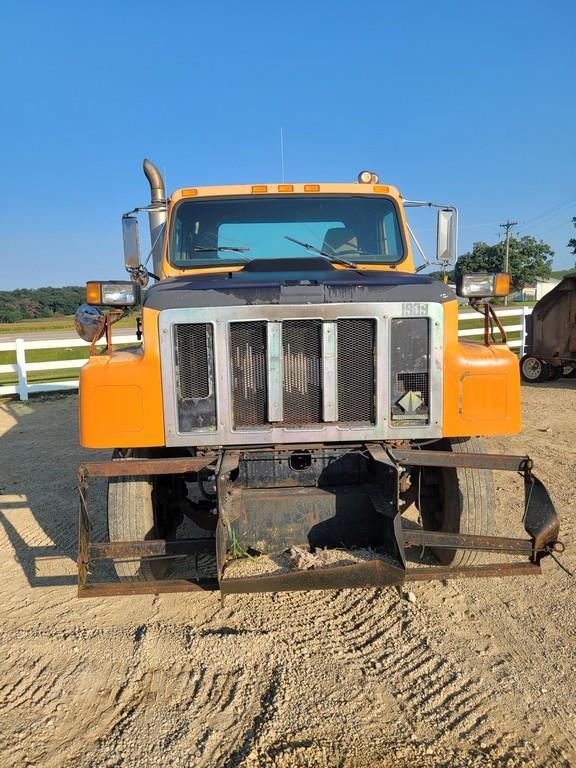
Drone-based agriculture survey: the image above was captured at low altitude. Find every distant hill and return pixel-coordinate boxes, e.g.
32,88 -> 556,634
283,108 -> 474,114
0,286 -> 85,323
551,269 -> 575,279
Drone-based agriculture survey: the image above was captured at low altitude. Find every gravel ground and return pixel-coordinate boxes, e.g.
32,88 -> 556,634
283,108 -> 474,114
0,383 -> 574,768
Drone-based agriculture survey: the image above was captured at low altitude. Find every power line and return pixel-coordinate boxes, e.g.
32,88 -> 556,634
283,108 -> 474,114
499,220 -> 518,305
520,192 -> 576,227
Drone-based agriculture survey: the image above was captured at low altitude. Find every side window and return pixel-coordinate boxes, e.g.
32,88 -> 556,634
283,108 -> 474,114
174,217 -> 183,261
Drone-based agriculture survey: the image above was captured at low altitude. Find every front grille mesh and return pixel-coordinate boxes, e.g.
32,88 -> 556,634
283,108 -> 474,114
282,320 -> 323,424
394,372 -> 429,407
177,318 -> 380,430
337,319 -> 375,422
230,322 -> 267,426
175,324 -> 210,399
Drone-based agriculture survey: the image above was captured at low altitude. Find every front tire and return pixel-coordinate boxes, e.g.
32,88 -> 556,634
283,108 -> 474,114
520,355 -> 550,383
417,437 -> 496,567
107,449 -> 170,581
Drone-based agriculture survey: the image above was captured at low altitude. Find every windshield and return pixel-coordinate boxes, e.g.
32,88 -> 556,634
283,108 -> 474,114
170,195 -> 405,267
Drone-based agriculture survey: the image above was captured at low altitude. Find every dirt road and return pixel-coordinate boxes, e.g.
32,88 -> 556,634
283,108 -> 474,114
0,384 -> 574,767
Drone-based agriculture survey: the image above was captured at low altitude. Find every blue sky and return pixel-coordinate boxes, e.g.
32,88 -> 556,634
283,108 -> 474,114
1,0 -> 574,289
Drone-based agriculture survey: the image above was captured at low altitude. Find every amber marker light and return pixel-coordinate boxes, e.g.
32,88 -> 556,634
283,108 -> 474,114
494,273 -> 511,296
181,188 -> 198,197
278,184 -> 294,192
251,185 -> 268,193
304,184 -> 320,192
86,282 -> 102,305
373,185 -> 390,194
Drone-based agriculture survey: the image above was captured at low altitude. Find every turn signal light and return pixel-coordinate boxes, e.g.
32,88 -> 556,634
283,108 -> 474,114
86,282 -> 102,304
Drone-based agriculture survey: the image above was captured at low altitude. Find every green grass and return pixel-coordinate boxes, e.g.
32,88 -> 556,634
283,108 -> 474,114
0,314 -> 137,335
551,269 -> 575,279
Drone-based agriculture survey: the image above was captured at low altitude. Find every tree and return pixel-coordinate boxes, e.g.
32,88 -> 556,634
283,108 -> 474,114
455,235 -> 553,291
0,286 -> 86,323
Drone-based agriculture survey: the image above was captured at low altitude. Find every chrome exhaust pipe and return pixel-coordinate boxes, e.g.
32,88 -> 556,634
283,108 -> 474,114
143,159 -> 167,278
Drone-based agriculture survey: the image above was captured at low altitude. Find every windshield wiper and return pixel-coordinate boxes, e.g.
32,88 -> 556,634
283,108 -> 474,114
283,235 -> 360,269
193,246 -> 250,254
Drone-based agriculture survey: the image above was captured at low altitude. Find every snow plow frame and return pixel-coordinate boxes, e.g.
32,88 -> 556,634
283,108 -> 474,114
77,448 -> 560,598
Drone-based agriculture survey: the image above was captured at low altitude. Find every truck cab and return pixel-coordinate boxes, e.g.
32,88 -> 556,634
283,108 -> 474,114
75,161 -> 559,597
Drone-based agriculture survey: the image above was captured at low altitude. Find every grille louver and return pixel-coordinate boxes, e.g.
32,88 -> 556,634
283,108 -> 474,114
282,320 -> 323,425
176,324 -> 211,399
337,318 -> 375,423
230,322 -> 268,427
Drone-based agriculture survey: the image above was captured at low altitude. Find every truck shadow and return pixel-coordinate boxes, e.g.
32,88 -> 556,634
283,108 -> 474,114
0,394 -> 108,589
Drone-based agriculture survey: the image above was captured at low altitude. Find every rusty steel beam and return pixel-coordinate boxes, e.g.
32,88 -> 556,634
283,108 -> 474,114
402,530 -> 534,554
405,562 -> 541,580
78,579 -> 218,598
80,457 -> 217,478
220,558 -> 542,595
89,538 -> 215,561
389,448 -> 531,472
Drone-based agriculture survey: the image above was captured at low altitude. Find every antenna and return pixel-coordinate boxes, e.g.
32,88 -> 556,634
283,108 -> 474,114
280,127 -> 285,182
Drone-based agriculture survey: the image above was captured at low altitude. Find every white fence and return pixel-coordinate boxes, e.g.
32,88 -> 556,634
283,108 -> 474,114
0,334 -> 138,401
457,305 -> 532,350
0,306 -> 533,402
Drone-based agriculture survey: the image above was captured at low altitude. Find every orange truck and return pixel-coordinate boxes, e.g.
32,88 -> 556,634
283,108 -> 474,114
75,161 -> 560,598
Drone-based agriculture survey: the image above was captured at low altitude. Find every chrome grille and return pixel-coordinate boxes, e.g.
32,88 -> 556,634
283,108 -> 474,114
282,320 -> 323,424
175,324 -> 211,400
337,319 -> 375,422
230,322 -> 268,426
161,302 -> 444,446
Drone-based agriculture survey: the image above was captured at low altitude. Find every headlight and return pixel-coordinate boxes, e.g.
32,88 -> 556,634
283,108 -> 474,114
456,272 -> 510,298
86,281 -> 140,306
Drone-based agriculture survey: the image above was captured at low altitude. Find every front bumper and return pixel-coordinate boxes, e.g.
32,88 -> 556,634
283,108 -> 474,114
76,445 -> 561,598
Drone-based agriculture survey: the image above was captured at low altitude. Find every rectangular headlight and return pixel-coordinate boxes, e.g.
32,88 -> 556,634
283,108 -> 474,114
456,272 -> 510,298
86,281 -> 140,306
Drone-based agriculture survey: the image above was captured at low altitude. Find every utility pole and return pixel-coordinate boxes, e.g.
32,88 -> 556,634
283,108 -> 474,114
499,219 -> 518,305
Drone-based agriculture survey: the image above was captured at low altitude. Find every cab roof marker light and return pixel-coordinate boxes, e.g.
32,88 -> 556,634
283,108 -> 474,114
278,184 -> 294,192
303,184 -> 320,192
182,189 -> 198,197
251,185 -> 268,193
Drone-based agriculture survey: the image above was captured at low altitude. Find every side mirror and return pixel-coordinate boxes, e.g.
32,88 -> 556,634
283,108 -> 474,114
74,304 -> 106,342
122,215 -> 141,269
436,208 -> 457,264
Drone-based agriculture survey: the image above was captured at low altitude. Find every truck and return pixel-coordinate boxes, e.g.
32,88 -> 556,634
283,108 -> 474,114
519,273 -> 576,382
75,161 -> 561,598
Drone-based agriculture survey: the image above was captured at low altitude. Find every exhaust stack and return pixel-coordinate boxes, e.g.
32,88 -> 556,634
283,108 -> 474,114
143,159 -> 167,278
